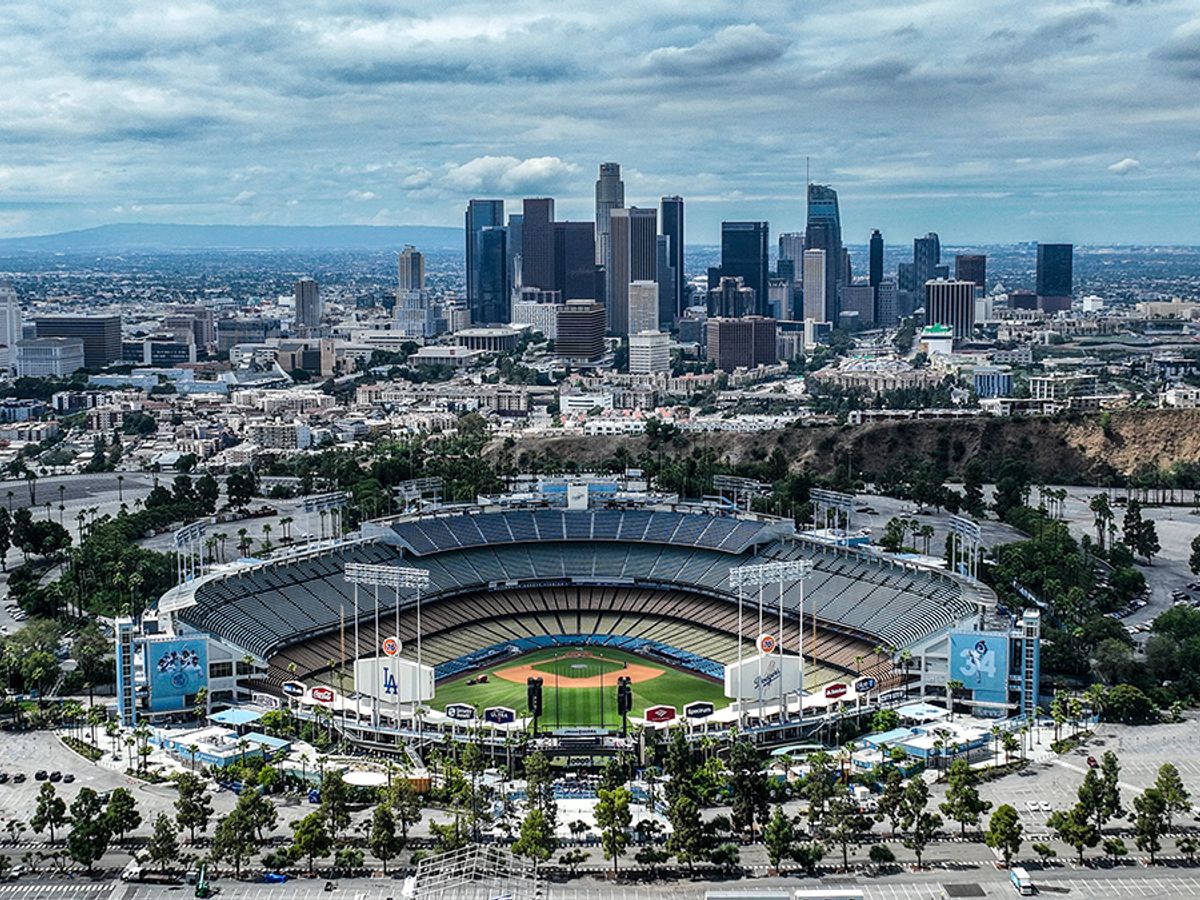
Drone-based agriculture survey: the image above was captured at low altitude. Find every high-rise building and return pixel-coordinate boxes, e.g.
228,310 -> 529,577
802,249 -> 827,322
629,330 -> 671,375
628,281 -> 660,335
877,276 -> 899,326
767,278 -> 792,321
708,276 -> 755,319
16,337 -> 85,378
913,233 -> 941,289
607,207 -> 657,336
869,229 -> 884,294
841,284 -> 876,327
521,198 -> 556,291
294,277 -> 321,332
656,235 -> 676,329
778,232 -> 805,265
216,316 -> 281,352
955,254 -> 986,294
0,284 -> 21,372
33,315 -> 121,368
706,316 -> 777,372
476,226 -> 510,324
719,222 -> 769,316
511,288 -> 563,340
924,279 -> 977,339
506,213 -> 524,294
1036,243 -> 1073,312
660,196 -> 685,320
465,199 -> 505,320
806,184 -> 844,319
556,299 -> 606,361
552,222 -> 597,301
397,246 -> 424,293
595,162 -> 624,266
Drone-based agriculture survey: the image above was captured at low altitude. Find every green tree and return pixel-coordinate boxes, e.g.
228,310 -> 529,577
764,806 -> 796,872
237,789 -> 278,843
1190,533 -> 1200,576
388,775 -> 423,841
30,783 -> 67,843
146,813 -> 180,873
595,786 -> 632,878
875,768 -> 907,836
940,759 -> 992,835
211,806 -> 256,878
513,808 -> 554,875
1153,763 -> 1191,829
105,787 -> 142,844
709,842 -> 741,875
291,811 -> 333,875
1103,836 -> 1128,865
318,770 -> 350,839
727,736 -> 769,840
803,751 -> 837,834
825,791 -> 872,871
66,788 -> 111,874
665,794 -> 709,874
560,848 -> 590,876
1047,805 -> 1099,865
1133,788 -> 1168,865
369,805 -> 401,875
1100,751 -> 1125,824
174,772 -> 213,845
523,751 -> 558,831
900,778 -> 941,869
984,804 -> 1023,867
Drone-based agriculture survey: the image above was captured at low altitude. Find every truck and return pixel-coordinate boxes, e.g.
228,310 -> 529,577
1010,866 -> 1035,895
120,863 -> 182,885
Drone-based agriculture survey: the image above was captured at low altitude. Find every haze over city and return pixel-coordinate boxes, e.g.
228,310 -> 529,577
3,0 -> 1200,243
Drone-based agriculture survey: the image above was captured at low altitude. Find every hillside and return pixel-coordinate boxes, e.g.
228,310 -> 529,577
487,409 -> 1200,483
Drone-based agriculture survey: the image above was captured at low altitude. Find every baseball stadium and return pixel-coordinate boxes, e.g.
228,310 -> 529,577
136,492 -> 996,753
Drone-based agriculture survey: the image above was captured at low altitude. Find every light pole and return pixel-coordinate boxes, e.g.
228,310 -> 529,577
343,562 -> 431,741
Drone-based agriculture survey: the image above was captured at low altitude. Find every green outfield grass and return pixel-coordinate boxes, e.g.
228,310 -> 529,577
432,646 -> 728,728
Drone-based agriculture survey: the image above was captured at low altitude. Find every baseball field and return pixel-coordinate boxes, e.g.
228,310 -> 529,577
432,646 -> 728,728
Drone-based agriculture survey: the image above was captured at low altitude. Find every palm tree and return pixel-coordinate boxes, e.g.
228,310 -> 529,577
117,475 -> 124,502
261,523 -> 272,553
280,516 -> 293,542
898,649 -> 914,699
5,490 -> 13,510
215,532 -> 228,562
188,744 -> 199,771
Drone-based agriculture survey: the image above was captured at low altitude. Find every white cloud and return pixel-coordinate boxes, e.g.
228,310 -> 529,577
440,155 -> 579,192
230,190 -> 255,204
642,24 -> 790,77
1107,157 -> 1142,174
347,189 -> 378,201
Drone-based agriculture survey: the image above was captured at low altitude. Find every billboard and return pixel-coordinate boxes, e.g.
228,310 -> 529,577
950,632 -> 1010,705
684,701 -> 715,720
824,682 -> 848,700
644,705 -> 677,724
445,703 -> 475,721
723,654 -> 804,701
484,707 -> 516,725
144,639 -> 207,711
353,658 -> 435,703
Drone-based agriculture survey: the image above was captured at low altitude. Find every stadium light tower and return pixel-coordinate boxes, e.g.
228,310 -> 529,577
344,563 -> 431,731
173,521 -> 208,584
304,491 -> 349,544
728,558 -> 813,728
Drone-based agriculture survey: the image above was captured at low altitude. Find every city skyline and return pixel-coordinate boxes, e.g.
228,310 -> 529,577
2,1 -> 1200,244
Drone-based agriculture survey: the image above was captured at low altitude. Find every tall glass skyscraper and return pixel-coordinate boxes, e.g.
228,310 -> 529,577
660,196 -> 685,319
595,162 -> 624,267
476,226 -> 509,324
521,198 -> 556,291
720,221 -> 769,316
465,199 -> 505,322
1036,243 -> 1073,297
805,185 -> 843,320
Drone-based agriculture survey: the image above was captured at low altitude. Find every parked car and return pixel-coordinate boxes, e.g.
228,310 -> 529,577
34,770 -> 47,781
62,774 -> 75,784
48,771 -> 62,782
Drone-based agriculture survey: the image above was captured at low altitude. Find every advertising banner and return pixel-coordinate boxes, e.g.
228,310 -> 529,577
144,639 -> 208,711
353,658 -> 435,703
484,707 -> 516,725
950,632 -> 1010,705
723,654 -> 804,701
644,705 -> 677,724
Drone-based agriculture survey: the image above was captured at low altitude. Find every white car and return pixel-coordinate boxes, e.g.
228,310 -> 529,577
1026,800 -> 1040,813
1040,801 -> 1053,812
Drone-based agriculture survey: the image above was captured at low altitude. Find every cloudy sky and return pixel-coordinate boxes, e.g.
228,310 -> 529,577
2,0 -> 1200,244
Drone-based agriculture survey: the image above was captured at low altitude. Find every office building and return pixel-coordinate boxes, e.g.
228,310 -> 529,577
465,199 -> 505,320
660,196 -> 685,319
842,284 -> 875,327
629,331 -> 671,375
708,276 -> 755,319
1037,243 -> 1074,312
1009,289 -> 1038,311
869,230 -> 884,295
33,315 -> 121,368
924,279 -> 977,339
165,306 -> 216,348
718,221 -> 769,316
294,277 -> 321,333
877,276 -> 899,327
16,337 -> 85,378
595,162 -> 624,266
511,289 -> 563,340
628,281 -> 660,335
806,184 -> 844,318
706,316 -> 777,372
476,226 -> 510,324
556,300 -> 606,361
397,246 -> 425,293
216,317 -> 282,353
802,249 -> 827,322
552,221 -> 598,300
0,285 -> 20,373
955,254 -> 986,293
973,365 -> 1013,399
913,233 -> 941,290
767,279 -> 792,322
506,213 -> 524,295
521,198 -> 556,291
778,232 -> 805,265
607,207 -> 657,336
656,236 -> 676,329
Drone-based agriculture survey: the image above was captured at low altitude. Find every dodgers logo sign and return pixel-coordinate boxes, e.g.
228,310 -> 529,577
382,666 -> 399,696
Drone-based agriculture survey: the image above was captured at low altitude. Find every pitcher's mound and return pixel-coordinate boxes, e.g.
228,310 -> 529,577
493,652 -> 665,688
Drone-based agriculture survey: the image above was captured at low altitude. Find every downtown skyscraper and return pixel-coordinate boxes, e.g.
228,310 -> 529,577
608,206 -> 657,336
718,221 -> 770,316
595,162 -> 624,268
660,195 -> 685,321
465,199 -> 506,323
805,184 -> 844,321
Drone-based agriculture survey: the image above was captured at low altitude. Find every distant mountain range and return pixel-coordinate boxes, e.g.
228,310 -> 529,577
0,223 -> 465,252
